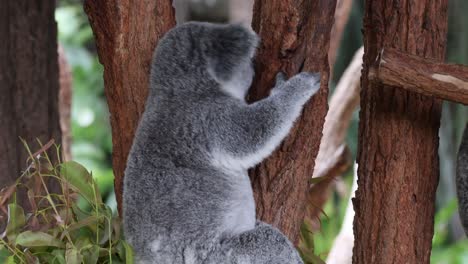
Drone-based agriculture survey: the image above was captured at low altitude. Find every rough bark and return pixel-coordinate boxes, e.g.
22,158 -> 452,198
353,1 -> 448,263
84,0 -> 176,214
369,48 -> 468,105
0,0 -> 61,203
249,0 -> 336,243
308,47 -> 363,224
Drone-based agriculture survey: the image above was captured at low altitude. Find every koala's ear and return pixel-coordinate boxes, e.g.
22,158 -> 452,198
207,24 -> 259,81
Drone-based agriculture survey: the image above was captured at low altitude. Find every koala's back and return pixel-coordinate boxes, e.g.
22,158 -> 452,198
122,96 -> 245,260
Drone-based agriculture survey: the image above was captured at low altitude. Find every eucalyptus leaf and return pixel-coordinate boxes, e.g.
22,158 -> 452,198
65,246 -> 82,264
122,240 -> 134,264
51,249 -> 66,264
0,245 -> 11,264
300,222 -> 315,250
16,231 -> 64,248
71,203 -> 91,221
98,207 -> 113,245
60,161 -> 101,204
67,215 -> 99,233
309,175 -> 328,184
82,245 -> 99,264
5,203 -> 25,242
5,255 -> 16,264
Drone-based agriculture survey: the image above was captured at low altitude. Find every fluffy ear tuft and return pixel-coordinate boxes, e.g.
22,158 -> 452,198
207,24 -> 259,81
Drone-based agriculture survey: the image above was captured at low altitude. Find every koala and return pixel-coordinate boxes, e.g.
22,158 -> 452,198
457,123 -> 468,236
122,22 -> 321,264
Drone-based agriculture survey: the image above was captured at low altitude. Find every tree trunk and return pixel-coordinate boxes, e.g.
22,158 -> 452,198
0,0 -> 61,204
353,1 -> 448,263
249,0 -> 336,243
84,0 -> 176,215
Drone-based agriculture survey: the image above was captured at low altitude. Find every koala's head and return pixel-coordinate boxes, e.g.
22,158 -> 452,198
150,22 -> 259,100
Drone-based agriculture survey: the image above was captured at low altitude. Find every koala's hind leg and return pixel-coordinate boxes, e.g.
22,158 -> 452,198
208,222 -> 304,264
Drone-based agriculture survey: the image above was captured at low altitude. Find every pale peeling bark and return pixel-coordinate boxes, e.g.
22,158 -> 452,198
58,44 -> 73,162
308,47 -> 363,224
354,1 -> 448,263
84,0 -> 176,214
328,0 -> 354,69
249,0 -> 336,243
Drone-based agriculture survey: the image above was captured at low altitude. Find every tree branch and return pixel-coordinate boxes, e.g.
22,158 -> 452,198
369,48 -> 468,105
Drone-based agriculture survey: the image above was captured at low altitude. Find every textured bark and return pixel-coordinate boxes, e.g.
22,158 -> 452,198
84,1 -> 176,214
369,48 -> 468,105
249,0 -> 336,243
0,0 -> 61,202
353,1 -> 448,263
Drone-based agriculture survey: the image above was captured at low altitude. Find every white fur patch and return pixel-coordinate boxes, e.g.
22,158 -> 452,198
150,237 -> 162,253
211,111 -> 298,171
221,171 -> 256,235
184,247 -> 197,264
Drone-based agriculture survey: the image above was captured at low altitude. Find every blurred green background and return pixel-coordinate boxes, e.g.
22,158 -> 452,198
56,0 -> 468,263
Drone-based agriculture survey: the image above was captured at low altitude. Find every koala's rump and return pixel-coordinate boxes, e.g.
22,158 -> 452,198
123,165 -> 234,245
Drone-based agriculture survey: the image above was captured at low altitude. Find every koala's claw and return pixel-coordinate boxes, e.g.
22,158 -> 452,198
275,71 -> 287,86
309,72 -> 321,82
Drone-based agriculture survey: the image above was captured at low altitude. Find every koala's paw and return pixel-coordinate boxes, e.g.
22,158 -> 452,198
292,72 -> 321,95
271,71 -> 321,100
275,71 -> 287,86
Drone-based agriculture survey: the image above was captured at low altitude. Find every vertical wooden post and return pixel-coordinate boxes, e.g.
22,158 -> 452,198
353,1 -> 448,263
249,0 -> 336,243
84,0 -> 176,214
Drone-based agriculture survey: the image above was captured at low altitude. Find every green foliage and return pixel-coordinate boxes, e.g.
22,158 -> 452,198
298,222 -> 325,264
55,3 -> 115,210
0,142 -> 133,264
431,199 -> 468,264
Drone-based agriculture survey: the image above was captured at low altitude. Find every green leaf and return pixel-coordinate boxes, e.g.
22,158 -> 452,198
71,204 -> 91,222
0,245 -> 11,264
81,245 -> 99,264
98,207 -> 113,245
5,256 -> 16,264
67,215 -> 99,233
16,231 -> 64,248
65,246 -> 82,264
309,175 -> 329,184
60,161 -> 101,204
5,203 -> 26,242
300,222 -> 315,250
122,240 -> 134,264
51,249 -> 66,264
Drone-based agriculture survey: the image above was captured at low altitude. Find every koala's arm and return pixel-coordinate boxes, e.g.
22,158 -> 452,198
457,123 -> 468,236
210,72 -> 320,170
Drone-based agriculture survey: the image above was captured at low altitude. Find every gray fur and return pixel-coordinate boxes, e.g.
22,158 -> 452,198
123,22 -> 320,263
457,123 -> 468,236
